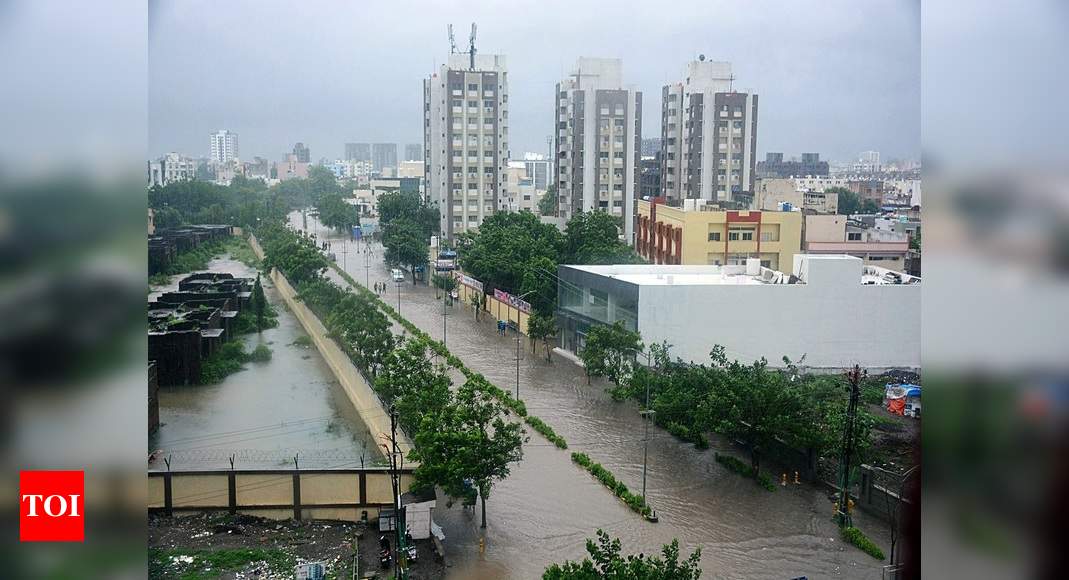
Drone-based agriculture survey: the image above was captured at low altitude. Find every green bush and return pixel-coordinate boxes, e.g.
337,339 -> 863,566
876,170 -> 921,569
571,452 -> 652,519
714,452 -> 775,492
526,416 -> 567,449
246,344 -> 272,362
842,526 -> 885,560
199,341 -> 247,384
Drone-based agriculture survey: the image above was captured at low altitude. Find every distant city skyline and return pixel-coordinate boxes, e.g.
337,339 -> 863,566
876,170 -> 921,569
149,0 -> 919,164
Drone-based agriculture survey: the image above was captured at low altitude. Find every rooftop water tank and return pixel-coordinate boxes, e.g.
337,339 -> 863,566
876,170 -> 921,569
746,258 -> 761,276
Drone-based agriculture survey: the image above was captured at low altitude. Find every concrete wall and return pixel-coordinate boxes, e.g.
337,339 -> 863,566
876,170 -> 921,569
248,235 -> 413,458
147,468 -> 415,522
636,256 -> 919,370
454,280 -> 530,335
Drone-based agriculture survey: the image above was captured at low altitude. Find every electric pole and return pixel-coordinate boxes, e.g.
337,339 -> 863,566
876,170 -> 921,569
515,334 -> 521,400
837,364 -> 864,528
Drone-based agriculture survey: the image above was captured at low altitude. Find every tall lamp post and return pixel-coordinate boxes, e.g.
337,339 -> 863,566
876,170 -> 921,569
513,290 -> 536,400
638,349 -> 657,521
837,364 -> 865,528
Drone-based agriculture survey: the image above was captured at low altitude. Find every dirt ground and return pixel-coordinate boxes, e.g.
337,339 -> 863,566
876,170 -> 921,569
148,513 -> 445,579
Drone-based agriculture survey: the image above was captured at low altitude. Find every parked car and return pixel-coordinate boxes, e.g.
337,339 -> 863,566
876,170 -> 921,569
391,268 -> 404,283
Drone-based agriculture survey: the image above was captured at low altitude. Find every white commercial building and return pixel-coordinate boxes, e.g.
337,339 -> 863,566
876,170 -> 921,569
424,52 -> 510,240
502,161 -> 536,213
209,130 -> 239,165
554,57 -> 642,244
557,254 -> 919,371
147,152 -> 196,187
661,58 -> 758,205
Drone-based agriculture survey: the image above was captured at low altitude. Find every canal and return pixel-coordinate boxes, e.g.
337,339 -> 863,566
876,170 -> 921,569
293,212 -> 893,579
149,253 -> 379,471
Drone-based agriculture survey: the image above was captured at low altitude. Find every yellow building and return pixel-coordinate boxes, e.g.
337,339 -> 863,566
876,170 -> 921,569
636,199 -> 802,270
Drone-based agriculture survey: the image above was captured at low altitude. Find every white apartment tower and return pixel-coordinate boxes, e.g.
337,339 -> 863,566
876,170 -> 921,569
209,130 -> 239,165
554,58 -> 642,245
424,53 -> 509,240
661,58 -> 758,204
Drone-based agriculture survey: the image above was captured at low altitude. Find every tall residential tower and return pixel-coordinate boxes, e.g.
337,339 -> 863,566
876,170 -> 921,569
424,52 -> 509,239
209,130 -> 239,165
554,57 -> 642,244
661,58 -> 758,205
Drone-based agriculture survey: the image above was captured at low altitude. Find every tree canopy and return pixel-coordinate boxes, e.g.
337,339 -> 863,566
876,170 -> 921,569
563,211 -> 642,265
411,377 -> 526,528
579,321 -> 643,387
538,185 -> 559,217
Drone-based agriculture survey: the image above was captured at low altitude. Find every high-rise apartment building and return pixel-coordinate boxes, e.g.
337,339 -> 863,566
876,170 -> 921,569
372,143 -> 398,172
345,143 -> 371,162
292,142 -> 310,163
424,52 -> 509,239
554,57 -> 642,244
209,130 -> 239,165
404,143 -> 423,161
521,152 -> 552,192
661,58 -> 758,205
757,152 -> 829,178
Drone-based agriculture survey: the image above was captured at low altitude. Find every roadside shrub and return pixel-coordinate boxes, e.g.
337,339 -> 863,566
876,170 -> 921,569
246,344 -> 272,363
526,416 -> 567,449
842,526 -> 885,560
714,452 -> 775,492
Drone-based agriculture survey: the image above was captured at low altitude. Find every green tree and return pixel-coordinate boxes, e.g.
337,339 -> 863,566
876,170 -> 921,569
579,322 -> 643,387
543,529 -> 702,580
260,224 -> 329,284
829,187 -> 860,215
377,190 -> 439,237
153,205 -> 182,229
383,220 -> 428,285
317,192 -> 361,232
327,292 -> 396,377
707,354 -> 804,476
520,255 -> 558,316
468,290 -> 486,322
458,211 -> 563,294
527,311 -> 558,361
860,199 -> 881,214
538,185 -> 559,216
375,338 -> 452,433
563,211 -> 640,265
431,273 -> 458,300
251,273 -> 267,331
411,377 -> 525,528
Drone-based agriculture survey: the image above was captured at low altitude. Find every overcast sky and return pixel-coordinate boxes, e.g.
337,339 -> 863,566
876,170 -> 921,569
148,0 -> 919,165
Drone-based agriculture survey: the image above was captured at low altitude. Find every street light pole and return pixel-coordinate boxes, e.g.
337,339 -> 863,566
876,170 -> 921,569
837,364 -> 865,528
640,351 -> 655,504
512,290 -> 536,401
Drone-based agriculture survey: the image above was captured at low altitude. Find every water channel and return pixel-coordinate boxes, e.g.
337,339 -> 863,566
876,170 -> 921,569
149,254 -> 379,471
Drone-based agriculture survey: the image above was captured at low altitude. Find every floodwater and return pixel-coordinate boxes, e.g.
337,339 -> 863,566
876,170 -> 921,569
149,254 -> 379,471
293,212 -> 894,579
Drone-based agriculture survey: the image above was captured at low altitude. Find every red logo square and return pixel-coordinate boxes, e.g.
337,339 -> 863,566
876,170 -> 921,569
19,471 -> 84,542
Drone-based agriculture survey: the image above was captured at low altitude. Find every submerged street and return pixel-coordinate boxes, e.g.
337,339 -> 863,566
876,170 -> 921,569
296,213 -> 892,579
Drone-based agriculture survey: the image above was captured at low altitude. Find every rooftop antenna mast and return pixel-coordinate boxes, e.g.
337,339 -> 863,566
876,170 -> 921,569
448,24 -> 457,54
468,23 -> 477,70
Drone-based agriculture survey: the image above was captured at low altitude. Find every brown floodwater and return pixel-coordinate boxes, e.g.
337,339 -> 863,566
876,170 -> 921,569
150,255 -> 379,471
293,213 -> 894,579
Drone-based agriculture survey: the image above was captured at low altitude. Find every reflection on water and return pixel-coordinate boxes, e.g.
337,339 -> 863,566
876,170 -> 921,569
295,212 -> 893,579
150,255 -> 377,470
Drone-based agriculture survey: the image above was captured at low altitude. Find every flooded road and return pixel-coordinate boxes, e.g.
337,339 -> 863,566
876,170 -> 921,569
150,254 -> 379,470
294,213 -> 893,579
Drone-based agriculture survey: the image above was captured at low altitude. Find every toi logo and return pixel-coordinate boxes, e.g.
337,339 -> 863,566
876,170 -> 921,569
19,471 -> 84,542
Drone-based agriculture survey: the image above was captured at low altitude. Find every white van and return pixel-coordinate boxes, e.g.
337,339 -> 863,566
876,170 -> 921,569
391,268 -> 404,283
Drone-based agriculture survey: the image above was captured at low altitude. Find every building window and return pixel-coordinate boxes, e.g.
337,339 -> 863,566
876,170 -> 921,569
741,231 -> 753,241
848,232 -> 862,241
708,232 -> 721,241
729,231 -> 740,241
468,83 -> 478,91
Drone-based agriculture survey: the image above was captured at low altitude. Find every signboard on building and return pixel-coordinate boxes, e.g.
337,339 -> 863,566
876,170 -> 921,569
455,272 -> 484,293
494,288 -> 531,313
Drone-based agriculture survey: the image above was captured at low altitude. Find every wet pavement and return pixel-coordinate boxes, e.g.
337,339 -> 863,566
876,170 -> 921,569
293,213 -> 893,579
150,255 -> 379,471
